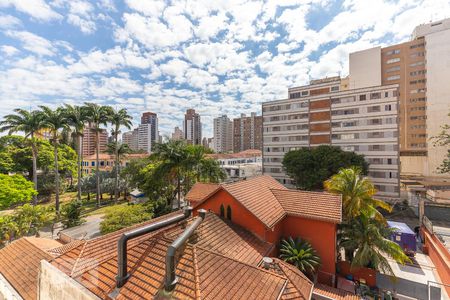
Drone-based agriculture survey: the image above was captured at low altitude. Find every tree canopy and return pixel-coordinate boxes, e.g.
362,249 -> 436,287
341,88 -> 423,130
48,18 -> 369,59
0,174 -> 38,209
431,110 -> 450,174
282,145 -> 368,190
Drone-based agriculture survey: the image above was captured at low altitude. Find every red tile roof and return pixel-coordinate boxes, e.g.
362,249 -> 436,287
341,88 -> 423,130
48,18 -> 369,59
314,283 -> 360,300
223,175 -> 288,228
271,189 -> 342,223
0,237 -> 54,300
190,175 -> 342,227
50,212 -> 313,299
185,183 -> 220,205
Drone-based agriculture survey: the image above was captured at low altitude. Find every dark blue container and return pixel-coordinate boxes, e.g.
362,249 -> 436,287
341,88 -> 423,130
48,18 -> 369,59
387,221 -> 417,253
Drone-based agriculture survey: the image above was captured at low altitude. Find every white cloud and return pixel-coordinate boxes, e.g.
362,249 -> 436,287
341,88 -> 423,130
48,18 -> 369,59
0,14 -> 21,28
0,45 -> 19,56
159,58 -> 190,79
0,0 -> 61,21
5,30 -> 56,56
125,0 -> 166,18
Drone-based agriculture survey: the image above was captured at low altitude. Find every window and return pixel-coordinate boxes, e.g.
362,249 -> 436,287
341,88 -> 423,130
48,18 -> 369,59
386,66 -> 400,73
370,92 -> 381,100
387,158 -> 392,165
331,86 -> 339,91
289,92 -> 301,99
385,104 -> 392,111
410,43 -> 425,49
343,121 -> 357,127
91,161 -> 95,166
410,61 -> 424,67
220,204 -> 225,218
368,106 -> 381,113
386,58 -> 400,64
387,75 -> 400,81
301,90 -> 309,96
359,94 -> 366,101
385,49 -> 400,55
226,205 -> 232,221
384,92 -> 389,98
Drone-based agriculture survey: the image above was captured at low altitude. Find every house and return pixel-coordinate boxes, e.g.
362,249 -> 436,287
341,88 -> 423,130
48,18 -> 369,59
186,175 -> 342,284
0,208 -> 358,299
81,153 -> 148,175
206,149 -> 262,180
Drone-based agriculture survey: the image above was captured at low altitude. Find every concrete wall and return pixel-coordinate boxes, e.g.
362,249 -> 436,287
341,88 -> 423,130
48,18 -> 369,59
38,260 -> 99,300
349,47 -> 381,89
0,274 -> 22,300
425,27 -> 450,177
400,155 -> 428,176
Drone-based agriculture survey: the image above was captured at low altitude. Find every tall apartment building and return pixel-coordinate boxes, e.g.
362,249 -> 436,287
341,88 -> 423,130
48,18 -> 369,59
349,18 -> 450,178
184,109 -> 202,145
137,123 -> 153,153
213,115 -> 233,153
141,112 -> 158,146
263,77 -> 400,200
82,125 -> 108,156
122,129 -> 139,151
171,126 -> 183,140
232,113 -> 263,152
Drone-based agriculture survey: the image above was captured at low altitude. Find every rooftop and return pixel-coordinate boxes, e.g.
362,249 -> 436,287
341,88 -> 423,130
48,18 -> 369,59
206,149 -> 262,160
83,153 -> 148,161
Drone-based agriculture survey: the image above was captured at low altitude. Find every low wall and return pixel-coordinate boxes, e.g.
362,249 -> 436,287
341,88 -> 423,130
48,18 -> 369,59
0,273 -> 22,300
422,227 -> 450,296
38,261 -> 100,300
336,261 -> 377,287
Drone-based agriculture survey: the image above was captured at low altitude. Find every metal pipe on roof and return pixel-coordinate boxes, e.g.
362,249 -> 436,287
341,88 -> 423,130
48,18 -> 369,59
115,207 -> 193,288
164,209 -> 207,292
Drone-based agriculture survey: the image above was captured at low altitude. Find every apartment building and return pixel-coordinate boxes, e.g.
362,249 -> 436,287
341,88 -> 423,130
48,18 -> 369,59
349,18 -> 450,178
171,126 -> 183,140
232,112 -> 263,152
141,112 -> 158,143
81,153 -> 148,174
263,77 -> 400,200
213,115 -> 233,153
184,109 -> 202,145
81,125 -> 108,156
137,123 -> 153,153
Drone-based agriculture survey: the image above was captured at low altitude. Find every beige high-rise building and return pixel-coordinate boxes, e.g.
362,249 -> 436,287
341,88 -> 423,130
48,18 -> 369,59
171,126 -> 184,141
349,18 -> 450,178
233,113 -> 263,152
184,109 -> 202,145
263,77 -> 400,200
213,115 -> 233,153
82,125 -> 108,156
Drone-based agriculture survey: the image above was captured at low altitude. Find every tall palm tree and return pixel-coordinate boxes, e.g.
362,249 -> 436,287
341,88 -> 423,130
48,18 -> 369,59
39,106 -> 69,216
153,140 -> 188,209
84,103 -> 112,207
0,109 -> 44,205
109,108 -> 132,202
324,167 -> 392,222
63,104 -> 88,201
279,237 -> 321,278
339,212 -> 410,275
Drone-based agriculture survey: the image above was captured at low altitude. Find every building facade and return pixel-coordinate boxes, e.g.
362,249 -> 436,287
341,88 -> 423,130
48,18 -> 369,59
184,109 -> 202,145
232,112 -> 263,152
263,78 -> 400,200
82,125 -> 108,157
137,123 -> 153,153
81,153 -> 148,174
213,115 -> 233,153
140,112 -> 158,143
207,149 -> 262,180
171,126 -> 183,140
349,18 -> 450,178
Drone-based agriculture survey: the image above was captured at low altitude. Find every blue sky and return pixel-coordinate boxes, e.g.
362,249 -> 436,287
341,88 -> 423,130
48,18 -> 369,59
0,0 -> 449,138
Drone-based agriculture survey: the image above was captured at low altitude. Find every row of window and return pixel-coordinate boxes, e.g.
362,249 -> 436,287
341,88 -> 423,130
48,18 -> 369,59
387,75 -> 400,81
367,157 -> 396,165
288,86 -> 340,99
410,79 -> 426,85
264,113 -> 309,122
265,124 -> 309,132
410,70 -> 426,76
409,97 -> 426,103
332,131 -> 398,140
264,135 -> 309,142
369,171 -> 398,179
81,161 -> 116,167
265,144 -> 399,153
374,185 -> 400,193
331,104 -> 395,116
385,49 -> 400,55
410,143 -> 427,148
410,61 -> 425,67
332,117 -> 396,128
410,43 -> 425,49
410,124 -> 426,130
410,52 -> 425,58
410,106 -> 426,111
411,133 -> 427,138
410,88 -> 426,94
386,66 -> 400,73
263,101 -> 308,112
410,115 -> 427,120
386,57 -> 400,64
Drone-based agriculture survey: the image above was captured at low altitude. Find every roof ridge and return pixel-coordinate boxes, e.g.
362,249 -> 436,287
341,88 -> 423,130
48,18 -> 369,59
196,246 -> 288,281
270,188 -> 341,197
192,246 -> 201,300
70,239 -> 88,277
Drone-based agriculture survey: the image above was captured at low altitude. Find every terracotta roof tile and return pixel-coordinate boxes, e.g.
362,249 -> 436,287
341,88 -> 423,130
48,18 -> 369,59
314,283 -> 360,300
0,237 -> 54,300
185,183 -> 220,205
271,189 -> 342,223
223,175 -> 287,228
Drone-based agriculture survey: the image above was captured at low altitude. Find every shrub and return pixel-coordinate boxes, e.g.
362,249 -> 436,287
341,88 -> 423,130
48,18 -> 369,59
100,204 -> 153,234
279,237 -> 321,277
61,201 -> 85,228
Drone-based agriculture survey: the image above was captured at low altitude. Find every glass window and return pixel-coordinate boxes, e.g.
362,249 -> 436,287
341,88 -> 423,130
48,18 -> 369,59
386,58 -> 400,64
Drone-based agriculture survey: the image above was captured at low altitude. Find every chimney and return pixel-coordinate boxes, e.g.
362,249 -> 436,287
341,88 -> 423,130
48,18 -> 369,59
164,209 -> 207,292
262,257 -> 273,270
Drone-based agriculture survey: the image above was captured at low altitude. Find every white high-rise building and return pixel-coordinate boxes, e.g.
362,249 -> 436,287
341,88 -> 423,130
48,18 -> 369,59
138,124 -> 153,154
213,115 -> 233,153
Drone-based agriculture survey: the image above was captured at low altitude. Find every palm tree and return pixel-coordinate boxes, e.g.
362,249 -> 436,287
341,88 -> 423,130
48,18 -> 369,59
39,106 -> 69,216
107,142 -> 131,199
339,212 -> 410,275
84,103 -> 112,207
153,140 -> 188,209
0,109 -> 44,205
63,104 -> 88,201
109,108 -> 132,202
279,237 -> 321,277
324,167 -> 392,222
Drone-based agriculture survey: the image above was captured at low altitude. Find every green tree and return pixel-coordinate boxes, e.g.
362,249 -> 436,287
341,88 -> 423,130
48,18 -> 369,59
40,106 -> 69,216
282,145 -> 369,190
84,103 -> 112,207
100,204 -> 153,234
109,108 -> 132,203
279,237 -> 321,278
0,174 -> 38,209
107,142 -> 131,201
61,201 -> 84,228
431,110 -> 450,173
0,109 -> 44,204
0,204 -> 52,246
324,167 -> 392,222
64,104 -> 88,200
339,213 -> 410,275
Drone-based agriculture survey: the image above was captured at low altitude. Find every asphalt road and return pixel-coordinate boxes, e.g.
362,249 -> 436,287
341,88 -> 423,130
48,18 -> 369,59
60,214 -> 104,240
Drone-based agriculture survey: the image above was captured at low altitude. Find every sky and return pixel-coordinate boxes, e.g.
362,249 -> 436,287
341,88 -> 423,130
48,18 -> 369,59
0,0 -> 449,138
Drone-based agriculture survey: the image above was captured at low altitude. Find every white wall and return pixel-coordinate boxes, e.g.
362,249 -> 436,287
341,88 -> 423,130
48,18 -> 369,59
0,274 -> 22,300
424,28 -> 450,177
349,46 -> 381,89
38,261 -> 99,300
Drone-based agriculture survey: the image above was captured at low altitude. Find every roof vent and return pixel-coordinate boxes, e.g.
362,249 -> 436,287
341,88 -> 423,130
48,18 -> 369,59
262,257 -> 273,270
